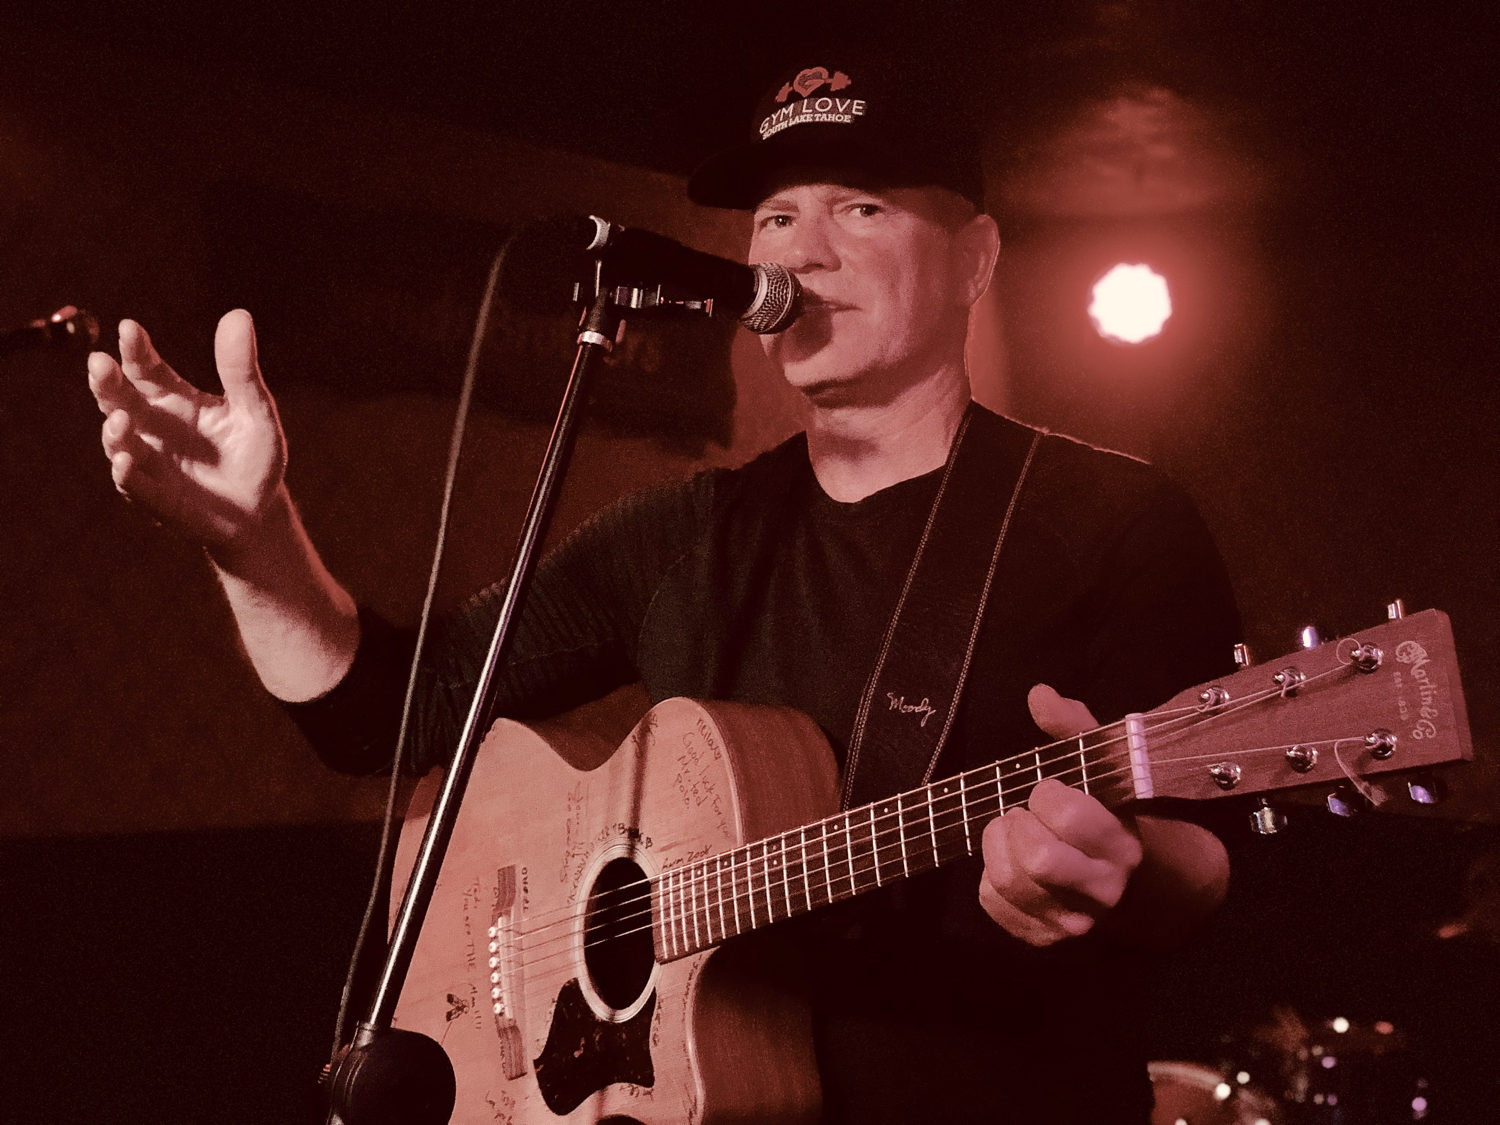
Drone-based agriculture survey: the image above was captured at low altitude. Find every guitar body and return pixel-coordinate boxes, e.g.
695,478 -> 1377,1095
392,696 -> 839,1125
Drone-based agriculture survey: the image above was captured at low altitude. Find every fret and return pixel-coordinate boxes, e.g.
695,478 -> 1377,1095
670,874 -> 680,958
960,774 -> 972,853
1033,750 -> 1043,786
896,794 -> 910,877
799,827 -> 812,911
745,847 -> 758,929
729,850 -> 742,934
712,855 -> 726,943
765,840 -> 780,923
868,805 -> 883,887
819,819 -> 833,909
689,862 -> 701,950
676,868 -> 690,955
843,815 -> 857,897
1077,737 -> 1089,796
927,785 -> 940,865
779,836 -> 793,917
761,840 -> 777,923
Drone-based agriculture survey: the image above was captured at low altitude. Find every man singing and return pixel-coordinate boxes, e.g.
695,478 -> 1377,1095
88,56 -> 1238,1123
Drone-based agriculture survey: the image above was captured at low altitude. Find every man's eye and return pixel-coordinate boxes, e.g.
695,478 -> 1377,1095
758,214 -> 793,230
853,203 -> 882,218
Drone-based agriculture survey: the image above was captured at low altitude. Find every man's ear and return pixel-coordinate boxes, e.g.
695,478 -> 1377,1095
955,212 -> 1002,309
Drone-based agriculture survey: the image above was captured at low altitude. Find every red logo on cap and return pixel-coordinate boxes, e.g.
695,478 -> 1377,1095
775,67 -> 852,103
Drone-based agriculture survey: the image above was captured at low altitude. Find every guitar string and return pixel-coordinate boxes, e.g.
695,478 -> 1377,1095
508,686 -> 1248,942
508,722 -> 1377,974
509,664 -> 1328,946
507,659 -> 1354,954
498,728 -> 1384,980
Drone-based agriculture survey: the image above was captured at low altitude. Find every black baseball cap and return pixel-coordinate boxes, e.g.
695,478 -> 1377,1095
688,59 -> 985,211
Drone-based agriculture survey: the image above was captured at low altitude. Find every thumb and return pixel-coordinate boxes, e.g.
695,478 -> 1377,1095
214,309 -> 272,412
1028,684 -> 1100,741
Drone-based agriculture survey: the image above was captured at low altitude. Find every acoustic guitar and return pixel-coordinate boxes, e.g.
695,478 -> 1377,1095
390,608 -> 1472,1124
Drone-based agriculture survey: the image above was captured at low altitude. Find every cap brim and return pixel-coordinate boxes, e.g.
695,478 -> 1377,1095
688,127 -> 964,210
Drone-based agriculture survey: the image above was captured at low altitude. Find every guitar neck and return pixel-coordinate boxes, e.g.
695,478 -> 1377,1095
650,731 -> 1134,962
650,608 -> 1471,963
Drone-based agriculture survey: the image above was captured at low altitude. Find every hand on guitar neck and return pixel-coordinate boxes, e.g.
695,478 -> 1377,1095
978,684 -> 1230,950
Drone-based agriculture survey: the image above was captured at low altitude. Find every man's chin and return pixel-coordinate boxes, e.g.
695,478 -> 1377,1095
782,368 -> 874,409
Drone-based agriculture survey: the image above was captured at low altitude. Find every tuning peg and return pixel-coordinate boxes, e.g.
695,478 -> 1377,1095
1387,599 -> 1406,620
1233,643 -> 1253,669
1406,775 -> 1446,805
1326,785 -> 1373,817
1299,626 -> 1322,650
1249,798 -> 1287,835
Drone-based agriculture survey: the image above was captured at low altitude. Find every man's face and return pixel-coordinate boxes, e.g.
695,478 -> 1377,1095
748,173 -> 980,407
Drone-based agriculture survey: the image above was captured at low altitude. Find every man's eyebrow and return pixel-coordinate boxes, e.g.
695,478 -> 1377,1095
754,193 -> 800,213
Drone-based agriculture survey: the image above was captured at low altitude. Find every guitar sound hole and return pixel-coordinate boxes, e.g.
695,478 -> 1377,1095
584,856 -> 655,1012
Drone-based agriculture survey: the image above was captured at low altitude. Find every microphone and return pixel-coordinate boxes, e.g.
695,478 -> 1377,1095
500,216 -> 801,334
0,306 -> 101,359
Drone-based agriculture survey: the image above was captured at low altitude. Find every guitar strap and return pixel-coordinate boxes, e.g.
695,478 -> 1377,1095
839,405 -> 1044,810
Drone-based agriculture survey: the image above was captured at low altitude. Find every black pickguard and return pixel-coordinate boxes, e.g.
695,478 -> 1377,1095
533,978 -> 655,1115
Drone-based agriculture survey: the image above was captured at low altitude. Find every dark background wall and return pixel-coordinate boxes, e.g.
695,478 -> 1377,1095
2,3 -> 1497,1122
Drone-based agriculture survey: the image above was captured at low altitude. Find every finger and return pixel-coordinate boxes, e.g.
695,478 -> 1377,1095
978,874 -> 1091,945
119,319 -> 198,402
104,414 -> 165,493
1006,804 -> 1135,909
214,309 -> 275,416
1027,780 -> 1143,869
978,817 -> 1096,943
88,350 -> 148,415
1028,683 -> 1100,740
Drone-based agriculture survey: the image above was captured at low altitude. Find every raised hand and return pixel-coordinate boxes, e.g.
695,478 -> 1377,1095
977,684 -> 1145,946
87,310 -> 287,556
88,310 -> 360,701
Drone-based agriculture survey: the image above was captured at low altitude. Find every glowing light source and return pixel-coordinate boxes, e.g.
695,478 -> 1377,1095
1089,263 -> 1172,344
1213,1082 -> 1232,1101
1333,1016 -> 1350,1033
1236,1071 -> 1251,1085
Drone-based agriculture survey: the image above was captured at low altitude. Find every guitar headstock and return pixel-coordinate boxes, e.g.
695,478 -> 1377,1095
1140,609 -> 1472,812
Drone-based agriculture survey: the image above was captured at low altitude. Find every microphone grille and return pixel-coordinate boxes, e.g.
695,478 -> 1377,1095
741,263 -> 801,334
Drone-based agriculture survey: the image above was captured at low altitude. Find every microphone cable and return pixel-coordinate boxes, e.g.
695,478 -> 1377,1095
326,231 -> 514,1073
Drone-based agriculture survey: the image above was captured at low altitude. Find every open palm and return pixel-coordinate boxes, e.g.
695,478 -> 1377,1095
88,310 -> 288,552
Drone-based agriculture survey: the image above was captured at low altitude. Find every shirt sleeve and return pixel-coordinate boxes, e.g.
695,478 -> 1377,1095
280,473 -> 719,775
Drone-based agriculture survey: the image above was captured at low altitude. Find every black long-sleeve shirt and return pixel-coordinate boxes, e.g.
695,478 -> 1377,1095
287,408 -> 1240,1124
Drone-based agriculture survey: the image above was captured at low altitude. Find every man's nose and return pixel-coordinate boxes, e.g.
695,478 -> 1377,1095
778,217 -> 840,273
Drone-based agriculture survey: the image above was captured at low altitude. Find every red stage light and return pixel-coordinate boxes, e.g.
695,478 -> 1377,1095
1089,263 -> 1172,344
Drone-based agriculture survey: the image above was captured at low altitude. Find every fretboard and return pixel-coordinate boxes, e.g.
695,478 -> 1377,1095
650,724 -> 1138,962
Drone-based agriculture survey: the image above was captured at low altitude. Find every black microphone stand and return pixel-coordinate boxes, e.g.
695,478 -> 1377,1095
323,285 -> 623,1125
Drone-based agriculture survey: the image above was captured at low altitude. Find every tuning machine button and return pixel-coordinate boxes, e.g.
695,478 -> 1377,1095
1406,775 -> 1446,805
1327,785 -> 1373,817
1208,762 -> 1243,791
1387,599 -> 1406,620
1286,745 -> 1319,773
1250,798 -> 1287,835
1365,729 -> 1397,760
1233,643 -> 1254,670
1300,626 -> 1322,650
1349,642 -> 1383,673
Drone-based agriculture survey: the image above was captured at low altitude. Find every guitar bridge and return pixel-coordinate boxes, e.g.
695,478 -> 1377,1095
485,865 -> 527,1080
